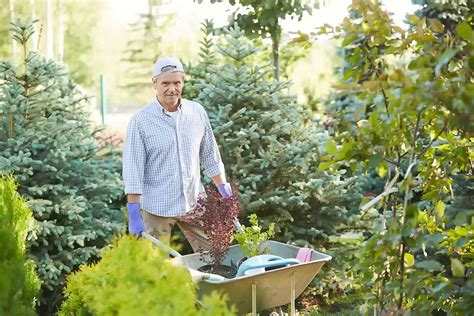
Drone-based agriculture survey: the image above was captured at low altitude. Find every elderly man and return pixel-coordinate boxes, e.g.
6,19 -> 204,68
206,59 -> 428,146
122,57 -> 232,251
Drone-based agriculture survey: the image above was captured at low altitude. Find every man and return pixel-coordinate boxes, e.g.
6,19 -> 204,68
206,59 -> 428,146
122,57 -> 232,251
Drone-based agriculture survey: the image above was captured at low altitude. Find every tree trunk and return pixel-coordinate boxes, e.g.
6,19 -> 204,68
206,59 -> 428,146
272,34 -> 280,82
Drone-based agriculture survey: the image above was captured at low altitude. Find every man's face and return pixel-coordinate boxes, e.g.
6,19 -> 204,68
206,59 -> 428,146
153,72 -> 184,108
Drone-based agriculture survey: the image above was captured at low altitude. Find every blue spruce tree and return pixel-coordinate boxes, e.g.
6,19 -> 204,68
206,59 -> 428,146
0,20 -> 124,313
186,25 -> 363,244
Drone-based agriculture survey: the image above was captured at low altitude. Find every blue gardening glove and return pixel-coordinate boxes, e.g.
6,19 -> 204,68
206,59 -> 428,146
127,203 -> 146,236
218,183 -> 232,198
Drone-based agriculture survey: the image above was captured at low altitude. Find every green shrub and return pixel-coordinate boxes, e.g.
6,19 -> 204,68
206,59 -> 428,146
0,174 -> 41,315
60,235 -> 234,315
234,214 -> 275,257
0,20 -> 125,312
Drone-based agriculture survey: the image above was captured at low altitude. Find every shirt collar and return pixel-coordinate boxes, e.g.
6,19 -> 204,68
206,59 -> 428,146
155,98 -> 182,114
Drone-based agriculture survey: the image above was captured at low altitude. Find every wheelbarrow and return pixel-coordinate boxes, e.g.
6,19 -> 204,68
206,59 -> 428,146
143,231 -> 332,315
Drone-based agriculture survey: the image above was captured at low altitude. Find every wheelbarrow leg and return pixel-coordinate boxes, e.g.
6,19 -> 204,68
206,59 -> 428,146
290,272 -> 296,316
252,282 -> 257,316
270,272 -> 297,316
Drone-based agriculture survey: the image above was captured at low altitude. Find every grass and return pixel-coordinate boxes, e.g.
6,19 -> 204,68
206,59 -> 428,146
307,309 -> 362,316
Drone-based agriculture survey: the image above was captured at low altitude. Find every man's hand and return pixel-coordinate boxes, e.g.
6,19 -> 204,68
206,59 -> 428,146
217,183 -> 232,198
127,203 -> 146,236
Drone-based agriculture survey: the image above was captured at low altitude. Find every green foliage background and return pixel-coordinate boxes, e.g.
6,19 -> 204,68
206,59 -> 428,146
0,1 -> 472,315
317,0 -> 473,314
0,0 -> 104,87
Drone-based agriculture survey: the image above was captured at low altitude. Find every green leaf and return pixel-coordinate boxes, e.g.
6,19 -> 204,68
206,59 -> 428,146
454,211 -> 468,226
415,260 -> 443,271
342,33 -> 359,46
462,253 -> 474,259
392,25 -> 404,35
435,49 -> 458,76
422,190 -> 438,201
326,140 -> 337,155
368,155 -> 382,169
376,164 -> 387,177
405,253 -> 415,268
432,282 -> 448,294
455,237 -> 467,249
318,161 -> 333,171
434,200 -> 445,218
428,18 -> 444,33
457,22 -> 473,41
450,258 -> 465,277
408,15 -> 420,24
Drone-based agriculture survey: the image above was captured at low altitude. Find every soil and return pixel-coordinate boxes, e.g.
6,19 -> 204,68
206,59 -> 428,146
296,292 -> 323,313
198,264 -> 237,279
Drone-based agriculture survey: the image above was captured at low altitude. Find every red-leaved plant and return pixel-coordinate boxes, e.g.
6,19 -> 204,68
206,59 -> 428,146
181,183 -> 241,269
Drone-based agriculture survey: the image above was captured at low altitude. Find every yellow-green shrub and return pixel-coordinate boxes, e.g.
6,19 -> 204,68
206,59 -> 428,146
0,174 -> 41,315
59,235 -> 234,315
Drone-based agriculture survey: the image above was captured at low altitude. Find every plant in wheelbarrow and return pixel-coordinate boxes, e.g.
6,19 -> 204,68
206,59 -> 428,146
234,213 -> 275,258
181,183 -> 241,278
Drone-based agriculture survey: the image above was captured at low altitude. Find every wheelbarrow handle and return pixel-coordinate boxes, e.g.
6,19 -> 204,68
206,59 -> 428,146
233,217 -> 245,233
235,258 -> 301,277
142,232 -> 229,283
141,232 -> 182,258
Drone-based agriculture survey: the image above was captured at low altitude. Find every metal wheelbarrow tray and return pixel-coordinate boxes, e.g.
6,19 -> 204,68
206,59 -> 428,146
172,240 -> 332,315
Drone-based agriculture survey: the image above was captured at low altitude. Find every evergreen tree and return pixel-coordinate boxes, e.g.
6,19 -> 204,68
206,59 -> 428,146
183,19 -> 217,101
186,25 -> 361,245
0,174 -> 41,316
121,0 -> 174,93
0,20 -> 124,313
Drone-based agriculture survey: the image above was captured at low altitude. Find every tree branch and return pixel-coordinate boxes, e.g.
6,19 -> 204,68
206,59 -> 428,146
418,120 -> 448,158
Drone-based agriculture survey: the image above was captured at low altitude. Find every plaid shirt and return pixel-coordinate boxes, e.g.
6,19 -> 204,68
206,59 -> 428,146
122,98 -> 225,216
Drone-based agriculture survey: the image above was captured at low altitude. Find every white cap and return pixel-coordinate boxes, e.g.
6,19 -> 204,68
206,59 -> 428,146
152,57 -> 184,77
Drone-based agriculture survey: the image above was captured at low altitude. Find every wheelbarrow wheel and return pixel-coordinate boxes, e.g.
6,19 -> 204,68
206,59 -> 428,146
269,306 -> 284,316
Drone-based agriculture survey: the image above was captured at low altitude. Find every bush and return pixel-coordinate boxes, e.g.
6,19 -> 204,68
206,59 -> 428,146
59,235 -> 234,315
0,174 -> 41,315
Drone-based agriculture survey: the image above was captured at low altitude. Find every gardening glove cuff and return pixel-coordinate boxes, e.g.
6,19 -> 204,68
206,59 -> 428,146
218,183 -> 232,198
127,202 -> 146,237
